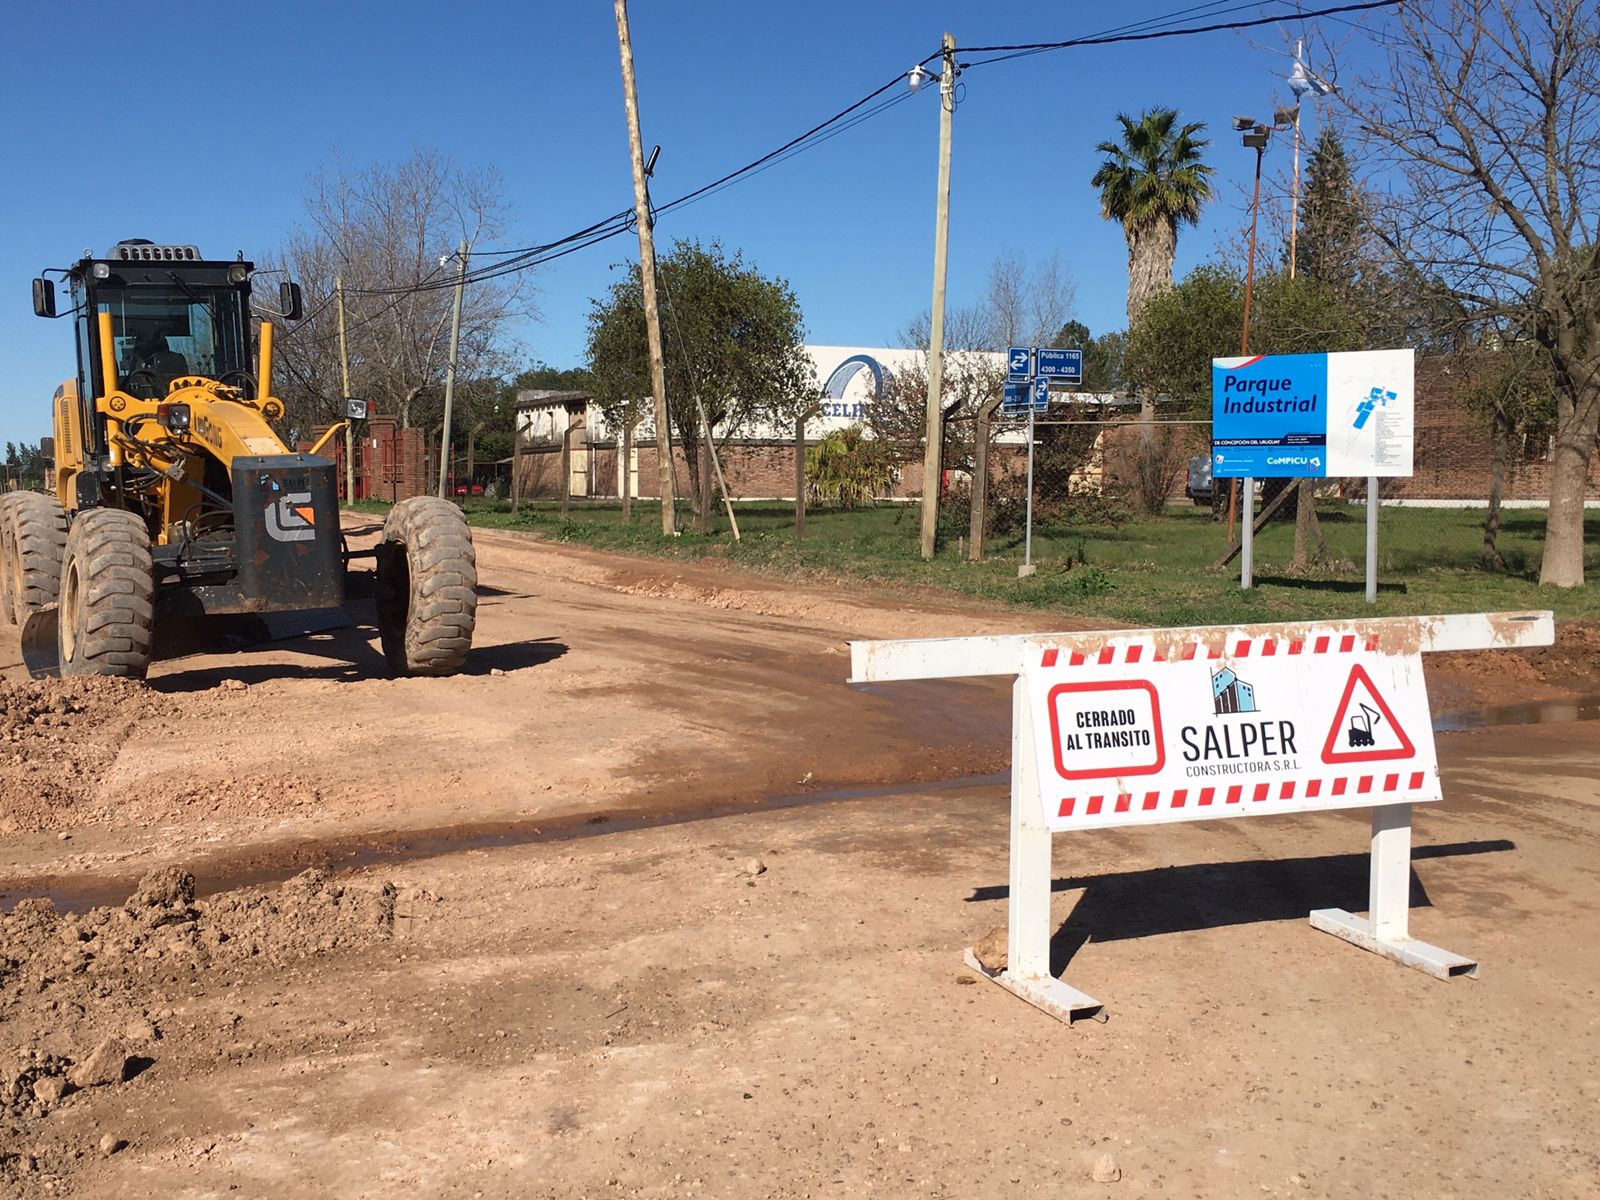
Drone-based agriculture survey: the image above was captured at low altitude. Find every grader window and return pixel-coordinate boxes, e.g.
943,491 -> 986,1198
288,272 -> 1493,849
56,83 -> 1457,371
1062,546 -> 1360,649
99,287 -> 249,397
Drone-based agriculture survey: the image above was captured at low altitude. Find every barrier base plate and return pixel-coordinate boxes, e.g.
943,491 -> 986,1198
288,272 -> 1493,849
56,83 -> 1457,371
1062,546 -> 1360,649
962,949 -> 1105,1024
1309,909 -> 1478,980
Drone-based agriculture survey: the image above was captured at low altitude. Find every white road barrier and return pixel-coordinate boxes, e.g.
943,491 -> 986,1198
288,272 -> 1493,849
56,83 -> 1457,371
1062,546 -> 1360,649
849,610 -> 1554,1025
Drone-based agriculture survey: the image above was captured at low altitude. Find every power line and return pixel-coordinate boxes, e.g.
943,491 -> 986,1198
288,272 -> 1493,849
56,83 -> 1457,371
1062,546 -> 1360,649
308,0 -> 1404,305
960,0 -> 1402,66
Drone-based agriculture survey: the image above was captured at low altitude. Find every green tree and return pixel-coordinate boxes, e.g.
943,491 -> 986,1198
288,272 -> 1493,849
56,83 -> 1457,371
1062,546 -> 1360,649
1294,128 -> 1365,292
587,239 -> 813,532
1091,109 -> 1215,328
1051,320 -> 1129,394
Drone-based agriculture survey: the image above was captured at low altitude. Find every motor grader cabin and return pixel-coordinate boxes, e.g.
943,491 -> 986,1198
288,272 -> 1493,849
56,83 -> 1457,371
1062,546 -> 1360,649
5,239 -> 477,679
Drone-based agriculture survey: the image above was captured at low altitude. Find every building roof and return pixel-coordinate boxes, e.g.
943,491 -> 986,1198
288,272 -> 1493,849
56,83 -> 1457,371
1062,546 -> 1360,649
515,389 -> 593,411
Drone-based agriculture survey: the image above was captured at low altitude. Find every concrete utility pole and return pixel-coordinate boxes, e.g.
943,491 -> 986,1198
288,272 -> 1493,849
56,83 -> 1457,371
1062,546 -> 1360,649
918,33 -> 957,560
615,0 -> 675,535
436,239 -> 469,499
335,276 -> 355,503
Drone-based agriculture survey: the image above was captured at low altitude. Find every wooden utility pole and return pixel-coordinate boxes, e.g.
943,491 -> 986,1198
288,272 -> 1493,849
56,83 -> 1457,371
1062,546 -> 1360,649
614,0 -> 675,535
335,276 -> 355,503
436,239 -> 469,499
918,33 -> 957,560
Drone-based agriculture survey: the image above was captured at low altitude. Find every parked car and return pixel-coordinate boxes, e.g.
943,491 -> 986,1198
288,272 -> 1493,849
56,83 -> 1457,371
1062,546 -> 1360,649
1185,455 -> 1214,506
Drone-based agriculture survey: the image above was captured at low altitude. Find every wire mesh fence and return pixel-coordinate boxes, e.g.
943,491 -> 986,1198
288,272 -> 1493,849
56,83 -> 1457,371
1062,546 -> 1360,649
460,405 -> 1593,616
937,408 -> 1584,591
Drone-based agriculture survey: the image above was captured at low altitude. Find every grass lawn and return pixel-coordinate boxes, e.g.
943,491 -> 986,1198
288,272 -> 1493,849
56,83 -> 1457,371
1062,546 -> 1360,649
349,497 -> 1600,628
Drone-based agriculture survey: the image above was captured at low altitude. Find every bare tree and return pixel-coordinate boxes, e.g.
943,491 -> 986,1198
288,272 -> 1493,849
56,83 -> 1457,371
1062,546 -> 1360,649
271,148 -> 531,437
984,250 -> 1077,351
1346,0 -> 1600,586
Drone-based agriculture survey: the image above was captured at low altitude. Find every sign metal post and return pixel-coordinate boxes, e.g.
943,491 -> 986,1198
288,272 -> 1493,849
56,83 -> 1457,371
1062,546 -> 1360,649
1366,473 -> 1380,604
1241,477 -> 1255,589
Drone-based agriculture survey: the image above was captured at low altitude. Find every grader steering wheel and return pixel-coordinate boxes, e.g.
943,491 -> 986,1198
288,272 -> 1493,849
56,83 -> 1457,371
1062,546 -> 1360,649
218,370 -> 258,398
123,369 -> 160,398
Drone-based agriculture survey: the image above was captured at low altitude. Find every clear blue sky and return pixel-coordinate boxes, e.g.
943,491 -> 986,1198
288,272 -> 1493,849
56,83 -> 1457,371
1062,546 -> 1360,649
0,2 -> 1387,445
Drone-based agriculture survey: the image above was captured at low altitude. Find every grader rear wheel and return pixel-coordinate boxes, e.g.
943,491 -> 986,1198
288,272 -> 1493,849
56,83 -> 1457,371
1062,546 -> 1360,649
375,497 -> 477,676
58,508 -> 155,680
3,492 -> 69,628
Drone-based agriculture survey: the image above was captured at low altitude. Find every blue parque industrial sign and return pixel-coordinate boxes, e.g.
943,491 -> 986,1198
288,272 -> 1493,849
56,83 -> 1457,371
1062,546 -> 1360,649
1210,349 -> 1415,479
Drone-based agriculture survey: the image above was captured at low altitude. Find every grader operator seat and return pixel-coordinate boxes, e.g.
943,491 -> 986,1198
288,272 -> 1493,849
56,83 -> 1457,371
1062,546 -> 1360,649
126,323 -> 191,398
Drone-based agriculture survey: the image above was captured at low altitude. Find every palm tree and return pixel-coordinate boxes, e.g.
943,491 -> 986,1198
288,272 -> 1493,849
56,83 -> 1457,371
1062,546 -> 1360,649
1091,109 -> 1215,329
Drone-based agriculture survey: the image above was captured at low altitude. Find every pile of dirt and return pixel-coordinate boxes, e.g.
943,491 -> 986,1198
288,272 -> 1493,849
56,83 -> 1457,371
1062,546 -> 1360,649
1429,618 -> 1600,707
0,678 -> 176,835
0,866 -> 394,1190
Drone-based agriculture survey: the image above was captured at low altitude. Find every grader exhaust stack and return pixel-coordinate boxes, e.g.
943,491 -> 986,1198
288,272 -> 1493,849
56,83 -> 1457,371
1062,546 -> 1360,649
5,240 -> 477,680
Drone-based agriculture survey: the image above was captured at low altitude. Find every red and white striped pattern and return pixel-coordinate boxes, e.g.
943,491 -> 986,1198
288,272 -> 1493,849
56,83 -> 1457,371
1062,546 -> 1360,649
1039,632 -> 1380,669
1055,771 -> 1429,819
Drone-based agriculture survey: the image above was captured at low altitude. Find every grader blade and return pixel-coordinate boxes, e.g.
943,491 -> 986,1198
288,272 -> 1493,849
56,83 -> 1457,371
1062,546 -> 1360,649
20,605 -> 61,680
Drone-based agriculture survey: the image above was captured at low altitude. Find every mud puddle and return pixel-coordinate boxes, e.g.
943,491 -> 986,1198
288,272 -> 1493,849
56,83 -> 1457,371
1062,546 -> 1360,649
1,770 -> 1008,913
1434,693 -> 1600,732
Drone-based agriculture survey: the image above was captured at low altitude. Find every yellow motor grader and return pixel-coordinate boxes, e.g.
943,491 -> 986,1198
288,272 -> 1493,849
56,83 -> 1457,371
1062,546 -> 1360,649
4,239 -> 476,679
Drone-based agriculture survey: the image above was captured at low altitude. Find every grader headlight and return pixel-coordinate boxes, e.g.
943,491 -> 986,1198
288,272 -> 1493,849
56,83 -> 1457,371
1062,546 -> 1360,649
156,402 -> 192,434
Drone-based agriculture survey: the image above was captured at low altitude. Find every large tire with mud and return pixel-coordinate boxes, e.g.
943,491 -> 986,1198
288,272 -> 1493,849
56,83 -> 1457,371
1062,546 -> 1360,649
58,508 -> 155,679
0,494 -> 18,625
375,497 -> 477,676
3,492 -> 69,628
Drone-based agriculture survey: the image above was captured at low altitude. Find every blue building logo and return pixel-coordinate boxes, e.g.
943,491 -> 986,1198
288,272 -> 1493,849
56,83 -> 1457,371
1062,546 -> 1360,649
1211,667 -> 1258,715
819,354 -> 896,420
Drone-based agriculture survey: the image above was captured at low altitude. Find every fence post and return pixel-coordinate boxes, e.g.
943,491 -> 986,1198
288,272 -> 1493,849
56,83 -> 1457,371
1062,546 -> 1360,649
969,396 -> 1001,561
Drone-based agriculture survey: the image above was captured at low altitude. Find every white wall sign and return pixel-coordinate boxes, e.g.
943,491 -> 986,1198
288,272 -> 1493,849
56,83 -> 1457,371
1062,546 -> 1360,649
1025,631 -> 1440,831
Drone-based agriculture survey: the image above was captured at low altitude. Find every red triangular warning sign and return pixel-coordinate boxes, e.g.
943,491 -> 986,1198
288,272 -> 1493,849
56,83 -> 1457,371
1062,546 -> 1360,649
1321,663 -> 1416,764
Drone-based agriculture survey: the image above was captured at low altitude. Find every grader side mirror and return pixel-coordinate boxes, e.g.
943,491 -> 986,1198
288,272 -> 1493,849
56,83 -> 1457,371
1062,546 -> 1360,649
343,397 -> 369,421
279,281 -> 304,322
32,278 -> 56,319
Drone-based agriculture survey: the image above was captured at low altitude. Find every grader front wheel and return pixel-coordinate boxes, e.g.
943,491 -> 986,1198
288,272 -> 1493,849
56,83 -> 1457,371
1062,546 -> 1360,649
375,497 -> 477,676
57,508 -> 155,680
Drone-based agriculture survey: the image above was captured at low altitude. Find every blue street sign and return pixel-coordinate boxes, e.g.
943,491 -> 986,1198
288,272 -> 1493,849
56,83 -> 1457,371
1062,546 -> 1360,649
1030,375 -> 1050,412
1002,379 -> 1029,410
1036,347 -> 1083,383
1007,346 -> 1034,381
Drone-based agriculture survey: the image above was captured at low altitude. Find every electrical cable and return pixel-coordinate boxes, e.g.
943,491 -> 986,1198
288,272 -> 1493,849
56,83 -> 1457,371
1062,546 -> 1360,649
289,0 -> 1404,307
959,0 -> 1402,66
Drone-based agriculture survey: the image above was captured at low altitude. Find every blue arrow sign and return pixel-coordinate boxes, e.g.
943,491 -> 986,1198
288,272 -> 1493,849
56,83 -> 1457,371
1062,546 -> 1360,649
1008,346 -> 1034,381
1031,375 -> 1050,412
1002,379 -> 1029,410
1037,347 -> 1084,382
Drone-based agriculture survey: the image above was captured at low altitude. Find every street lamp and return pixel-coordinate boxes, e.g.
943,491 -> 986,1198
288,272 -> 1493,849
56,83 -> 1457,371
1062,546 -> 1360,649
1225,108 -> 1292,548
1232,111 -> 1293,355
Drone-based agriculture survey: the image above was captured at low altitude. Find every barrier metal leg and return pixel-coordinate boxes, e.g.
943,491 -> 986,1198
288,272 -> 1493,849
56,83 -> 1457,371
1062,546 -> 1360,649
1309,803 -> 1478,980
965,677 -> 1103,1022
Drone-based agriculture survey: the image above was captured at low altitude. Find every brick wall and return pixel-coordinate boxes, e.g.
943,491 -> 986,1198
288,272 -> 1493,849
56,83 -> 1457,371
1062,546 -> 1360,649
513,439 -> 928,502
506,362 -> 1600,508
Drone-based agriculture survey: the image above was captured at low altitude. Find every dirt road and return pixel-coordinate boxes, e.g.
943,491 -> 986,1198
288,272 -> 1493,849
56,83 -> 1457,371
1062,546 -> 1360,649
2,525 -> 1597,1197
